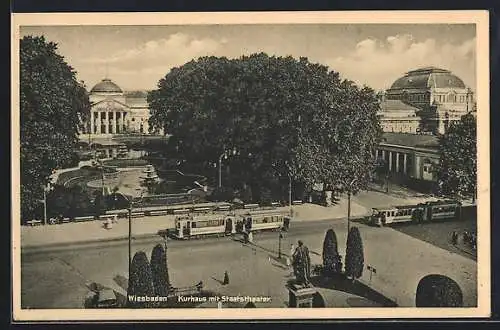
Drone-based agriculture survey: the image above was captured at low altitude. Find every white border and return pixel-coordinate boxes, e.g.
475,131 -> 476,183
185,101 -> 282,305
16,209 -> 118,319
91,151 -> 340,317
11,10 -> 490,321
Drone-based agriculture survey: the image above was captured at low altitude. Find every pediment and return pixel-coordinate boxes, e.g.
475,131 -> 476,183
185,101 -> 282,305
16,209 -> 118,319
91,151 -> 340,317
91,98 -> 130,111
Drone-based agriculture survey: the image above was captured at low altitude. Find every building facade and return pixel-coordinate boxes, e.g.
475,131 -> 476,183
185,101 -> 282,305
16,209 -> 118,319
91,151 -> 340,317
375,132 -> 440,194
80,78 -> 154,138
378,67 -> 475,135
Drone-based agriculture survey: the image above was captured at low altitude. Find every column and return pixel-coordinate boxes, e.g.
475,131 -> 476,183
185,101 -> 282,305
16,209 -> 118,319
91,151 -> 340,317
105,111 -> 109,134
388,151 -> 393,171
403,153 -> 408,174
90,111 -> 94,134
375,149 -> 379,159
123,112 -> 126,132
97,111 -> 101,134
113,111 -> 117,134
395,152 -> 400,173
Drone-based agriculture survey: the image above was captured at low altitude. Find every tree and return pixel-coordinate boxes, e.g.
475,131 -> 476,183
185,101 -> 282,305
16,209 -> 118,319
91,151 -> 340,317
415,274 -> 463,307
127,251 -> 155,308
322,229 -> 342,276
437,113 -> 477,200
46,185 -> 93,219
150,244 -> 171,299
345,226 -> 364,280
20,35 -> 90,221
148,53 -> 381,202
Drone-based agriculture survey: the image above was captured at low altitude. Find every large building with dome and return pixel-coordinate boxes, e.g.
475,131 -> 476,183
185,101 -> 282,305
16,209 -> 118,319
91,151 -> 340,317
79,78 -> 155,138
377,67 -> 475,135
374,66 -> 476,191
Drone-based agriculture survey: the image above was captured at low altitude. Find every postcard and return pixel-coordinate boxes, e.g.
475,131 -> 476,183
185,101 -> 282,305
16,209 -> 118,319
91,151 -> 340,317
11,10 -> 490,321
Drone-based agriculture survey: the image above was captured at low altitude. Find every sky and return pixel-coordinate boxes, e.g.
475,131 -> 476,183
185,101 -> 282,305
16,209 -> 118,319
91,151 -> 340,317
20,24 -> 476,92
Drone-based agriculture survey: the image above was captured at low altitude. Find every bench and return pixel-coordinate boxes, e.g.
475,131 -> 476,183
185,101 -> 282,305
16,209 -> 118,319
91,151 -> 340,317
216,205 -> 231,211
271,202 -> 280,208
149,210 -> 169,216
244,204 -> 260,209
131,212 -> 145,218
292,200 -> 303,205
26,219 -> 42,226
193,207 -> 211,213
173,209 -> 190,214
73,216 -> 95,222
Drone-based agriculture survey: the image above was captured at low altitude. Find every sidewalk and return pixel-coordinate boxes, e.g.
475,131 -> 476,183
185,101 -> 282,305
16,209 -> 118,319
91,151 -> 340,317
20,189 -> 441,249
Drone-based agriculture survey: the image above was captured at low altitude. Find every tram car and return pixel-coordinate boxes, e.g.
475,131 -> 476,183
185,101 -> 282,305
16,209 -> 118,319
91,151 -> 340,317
370,200 -> 461,227
173,214 -> 236,239
236,213 -> 291,233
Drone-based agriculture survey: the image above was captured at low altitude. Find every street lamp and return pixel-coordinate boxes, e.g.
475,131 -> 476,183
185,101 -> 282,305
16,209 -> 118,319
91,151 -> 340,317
278,229 -> 284,259
347,178 -> 357,235
218,147 -> 238,188
113,189 -> 144,282
42,182 -> 51,225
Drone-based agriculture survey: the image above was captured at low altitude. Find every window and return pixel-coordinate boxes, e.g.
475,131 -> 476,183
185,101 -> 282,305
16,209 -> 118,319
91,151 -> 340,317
131,118 -> 135,122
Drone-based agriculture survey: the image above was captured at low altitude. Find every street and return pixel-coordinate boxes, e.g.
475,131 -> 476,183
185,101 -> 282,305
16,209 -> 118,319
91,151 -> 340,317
21,217 -> 477,309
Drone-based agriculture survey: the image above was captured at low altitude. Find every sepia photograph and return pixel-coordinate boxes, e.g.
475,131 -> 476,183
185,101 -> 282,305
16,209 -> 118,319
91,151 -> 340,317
11,11 -> 490,320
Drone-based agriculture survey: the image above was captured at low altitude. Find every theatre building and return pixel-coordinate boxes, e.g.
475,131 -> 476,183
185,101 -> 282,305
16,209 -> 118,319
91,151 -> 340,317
375,132 -> 440,191
378,67 -> 475,135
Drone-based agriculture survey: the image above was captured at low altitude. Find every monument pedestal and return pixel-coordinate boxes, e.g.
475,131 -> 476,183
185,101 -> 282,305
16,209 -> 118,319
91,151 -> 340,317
287,283 -> 317,308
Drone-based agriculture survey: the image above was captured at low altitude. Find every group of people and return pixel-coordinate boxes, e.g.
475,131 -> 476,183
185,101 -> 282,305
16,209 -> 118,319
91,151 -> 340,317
451,230 -> 477,250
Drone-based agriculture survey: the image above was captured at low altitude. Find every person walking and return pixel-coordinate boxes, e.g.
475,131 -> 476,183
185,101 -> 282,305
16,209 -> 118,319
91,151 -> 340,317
223,271 -> 229,285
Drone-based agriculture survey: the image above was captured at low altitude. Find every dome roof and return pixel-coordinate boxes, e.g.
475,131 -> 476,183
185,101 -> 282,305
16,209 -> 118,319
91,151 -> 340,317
90,78 -> 123,93
389,67 -> 466,90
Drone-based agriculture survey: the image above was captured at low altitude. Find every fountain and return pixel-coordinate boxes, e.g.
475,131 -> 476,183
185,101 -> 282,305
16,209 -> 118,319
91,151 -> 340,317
140,164 -> 159,186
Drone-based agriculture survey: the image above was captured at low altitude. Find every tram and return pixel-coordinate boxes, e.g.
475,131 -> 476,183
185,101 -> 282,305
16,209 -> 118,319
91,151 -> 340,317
172,212 -> 291,239
370,200 -> 461,227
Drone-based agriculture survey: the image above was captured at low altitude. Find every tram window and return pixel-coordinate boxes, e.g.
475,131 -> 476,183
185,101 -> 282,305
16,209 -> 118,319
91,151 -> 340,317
191,222 -> 196,228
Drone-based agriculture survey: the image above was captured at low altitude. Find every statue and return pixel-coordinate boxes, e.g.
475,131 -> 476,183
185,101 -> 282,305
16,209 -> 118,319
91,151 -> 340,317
292,240 -> 311,287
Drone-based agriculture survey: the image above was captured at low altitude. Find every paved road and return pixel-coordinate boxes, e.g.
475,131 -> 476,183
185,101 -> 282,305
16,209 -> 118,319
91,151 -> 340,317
21,218 -> 477,309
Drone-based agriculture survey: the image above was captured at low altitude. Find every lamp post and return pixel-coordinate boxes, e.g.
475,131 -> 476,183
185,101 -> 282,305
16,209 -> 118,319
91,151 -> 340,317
114,190 -> 144,282
42,184 -> 48,225
218,147 -> 238,188
347,178 -> 357,236
288,174 -> 292,217
278,229 -> 283,259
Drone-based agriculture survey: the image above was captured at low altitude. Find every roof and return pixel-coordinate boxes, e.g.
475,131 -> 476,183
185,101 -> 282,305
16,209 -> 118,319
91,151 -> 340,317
90,78 -> 123,93
380,132 -> 439,149
389,67 -> 466,90
380,100 -> 420,112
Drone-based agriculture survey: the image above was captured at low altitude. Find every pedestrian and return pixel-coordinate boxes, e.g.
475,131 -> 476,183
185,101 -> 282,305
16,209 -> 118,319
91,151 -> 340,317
223,271 -> 229,285
451,231 -> 458,245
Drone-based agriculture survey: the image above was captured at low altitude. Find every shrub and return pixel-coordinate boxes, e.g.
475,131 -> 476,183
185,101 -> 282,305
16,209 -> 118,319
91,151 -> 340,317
322,229 -> 342,276
415,274 -> 463,307
150,244 -> 171,298
345,226 -> 364,280
127,251 -> 155,308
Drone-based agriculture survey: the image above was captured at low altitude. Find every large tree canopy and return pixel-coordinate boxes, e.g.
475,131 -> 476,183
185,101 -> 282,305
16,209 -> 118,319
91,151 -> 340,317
20,35 -> 90,220
148,53 -> 381,198
437,113 -> 477,199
